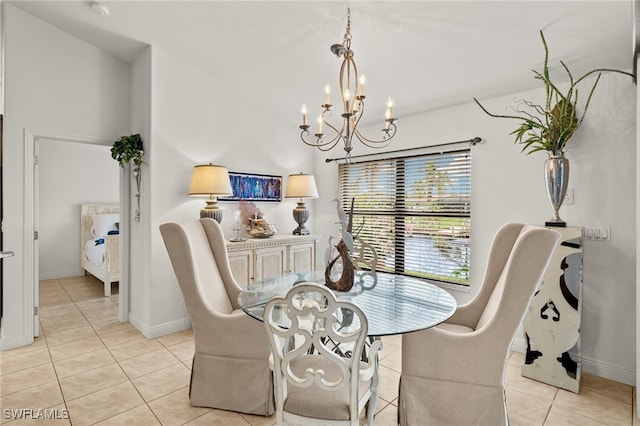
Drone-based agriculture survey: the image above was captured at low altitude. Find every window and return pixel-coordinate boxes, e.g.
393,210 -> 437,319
338,148 -> 471,286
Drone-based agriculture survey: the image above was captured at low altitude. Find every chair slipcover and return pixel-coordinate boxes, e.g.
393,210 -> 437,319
264,283 -> 381,425
160,218 -> 274,415
399,223 -> 560,426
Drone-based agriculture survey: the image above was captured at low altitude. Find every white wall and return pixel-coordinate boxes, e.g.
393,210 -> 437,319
131,46 -> 318,337
126,46 -> 152,333
38,140 -> 118,280
1,4 -> 130,349
313,74 -> 637,385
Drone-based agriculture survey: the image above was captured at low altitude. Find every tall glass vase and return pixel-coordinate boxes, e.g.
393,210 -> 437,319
544,154 -> 569,227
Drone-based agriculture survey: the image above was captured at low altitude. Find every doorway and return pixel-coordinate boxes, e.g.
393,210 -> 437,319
24,129 -> 129,338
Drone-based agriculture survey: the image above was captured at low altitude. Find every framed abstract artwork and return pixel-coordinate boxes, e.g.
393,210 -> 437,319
221,172 -> 282,202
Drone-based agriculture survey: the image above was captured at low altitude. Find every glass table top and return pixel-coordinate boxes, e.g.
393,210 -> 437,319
238,270 -> 457,336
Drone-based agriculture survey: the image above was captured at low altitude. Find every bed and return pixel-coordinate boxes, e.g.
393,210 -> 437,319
80,203 -> 120,297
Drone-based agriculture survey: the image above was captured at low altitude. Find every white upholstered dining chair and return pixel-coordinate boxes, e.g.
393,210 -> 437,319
264,283 -> 382,426
399,223 -> 560,426
159,218 -> 274,415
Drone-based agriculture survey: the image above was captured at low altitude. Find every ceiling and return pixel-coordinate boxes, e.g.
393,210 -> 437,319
8,1 -> 637,122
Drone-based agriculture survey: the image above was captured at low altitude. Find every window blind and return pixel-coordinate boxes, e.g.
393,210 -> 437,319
338,149 -> 471,286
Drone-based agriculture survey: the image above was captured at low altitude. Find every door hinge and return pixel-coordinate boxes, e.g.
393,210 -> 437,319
34,155 -> 39,165
34,306 -> 39,316
34,231 -> 39,240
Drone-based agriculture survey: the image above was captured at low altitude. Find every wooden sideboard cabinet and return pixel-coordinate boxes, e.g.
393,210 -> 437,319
226,235 -> 320,287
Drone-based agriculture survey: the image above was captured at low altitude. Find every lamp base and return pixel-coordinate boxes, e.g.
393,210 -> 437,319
292,226 -> 311,236
292,202 -> 311,236
545,219 -> 566,228
201,199 -> 223,224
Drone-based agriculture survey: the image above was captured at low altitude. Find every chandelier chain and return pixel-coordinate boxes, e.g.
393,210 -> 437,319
343,8 -> 352,49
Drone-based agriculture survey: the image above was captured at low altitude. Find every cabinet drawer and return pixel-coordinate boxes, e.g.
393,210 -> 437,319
227,249 -> 253,287
289,242 -> 316,273
255,246 -> 287,281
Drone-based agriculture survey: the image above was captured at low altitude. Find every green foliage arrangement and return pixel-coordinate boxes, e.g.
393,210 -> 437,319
111,133 -> 144,167
474,31 -> 634,156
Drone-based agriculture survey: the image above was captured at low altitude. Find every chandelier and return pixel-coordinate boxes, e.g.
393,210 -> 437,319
299,9 -> 397,161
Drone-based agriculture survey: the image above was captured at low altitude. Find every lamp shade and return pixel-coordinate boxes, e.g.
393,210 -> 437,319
285,173 -> 319,199
188,164 -> 233,196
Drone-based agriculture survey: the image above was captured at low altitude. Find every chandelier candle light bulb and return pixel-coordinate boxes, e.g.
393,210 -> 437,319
359,74 -> 365,96
324,85 -> 331,106
302,104 -> 307,126
344,88 -> 351,112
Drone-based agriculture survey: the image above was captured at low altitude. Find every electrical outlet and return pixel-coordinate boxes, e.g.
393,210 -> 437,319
563,188 -> 574,205
583,226 -> 611,241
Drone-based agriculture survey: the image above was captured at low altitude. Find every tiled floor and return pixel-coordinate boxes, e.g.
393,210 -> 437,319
0,275 -> 637,425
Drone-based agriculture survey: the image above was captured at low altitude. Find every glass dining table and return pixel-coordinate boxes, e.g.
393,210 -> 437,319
238,270 -> 457,337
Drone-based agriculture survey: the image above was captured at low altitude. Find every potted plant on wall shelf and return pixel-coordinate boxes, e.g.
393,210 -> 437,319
111,133 -> 144,222
474,31 -> 634,227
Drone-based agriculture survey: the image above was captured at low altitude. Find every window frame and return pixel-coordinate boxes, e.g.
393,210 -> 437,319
337,148 -> 471,286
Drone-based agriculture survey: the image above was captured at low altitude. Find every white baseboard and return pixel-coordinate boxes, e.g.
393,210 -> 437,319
510,336 -> 635,386
128,313 -> 192,339
39,268 -> 85,280
0,334 -> 34,351
581,355 -> 635,386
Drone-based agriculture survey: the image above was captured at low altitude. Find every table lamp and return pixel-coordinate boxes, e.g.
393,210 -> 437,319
285,173 -> 319,235
188,164 -> 233,223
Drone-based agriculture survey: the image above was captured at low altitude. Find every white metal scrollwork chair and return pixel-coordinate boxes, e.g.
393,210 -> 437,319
264,283 -> 382,426
399,224 -> 560,425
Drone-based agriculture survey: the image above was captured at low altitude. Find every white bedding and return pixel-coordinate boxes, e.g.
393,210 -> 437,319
90,213 -> 119,238
84,212 -> 119,267
84,238 -> 106,267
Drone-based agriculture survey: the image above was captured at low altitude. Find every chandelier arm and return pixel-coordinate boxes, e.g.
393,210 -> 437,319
339,58 -> 352,113
350,97 -> 364,129
352,134 -> 392,149
317,130 -> 345,151
322,113 -> 348,145
316,139 -> 343,152
300,129 -> 341,150
352,123 -> 397,147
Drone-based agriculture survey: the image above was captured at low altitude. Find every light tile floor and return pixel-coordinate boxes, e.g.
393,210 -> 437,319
0,275 -> 637,425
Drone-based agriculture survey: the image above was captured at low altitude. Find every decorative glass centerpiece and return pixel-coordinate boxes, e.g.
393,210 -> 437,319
230,210 -> 245,242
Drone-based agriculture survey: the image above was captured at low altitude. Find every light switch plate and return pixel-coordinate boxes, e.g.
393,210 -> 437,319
583,226 -> 611,241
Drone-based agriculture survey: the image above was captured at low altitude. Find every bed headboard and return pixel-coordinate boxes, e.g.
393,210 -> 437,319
81,204 -> 120,241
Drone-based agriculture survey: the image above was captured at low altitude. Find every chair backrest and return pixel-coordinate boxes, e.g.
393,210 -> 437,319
159,220 -> 234,317
475,224 -> 560,331
199,218 -> 243,308
264,283 -> 368,418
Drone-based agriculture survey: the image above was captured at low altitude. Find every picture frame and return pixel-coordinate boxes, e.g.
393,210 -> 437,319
221,172 -> 282,202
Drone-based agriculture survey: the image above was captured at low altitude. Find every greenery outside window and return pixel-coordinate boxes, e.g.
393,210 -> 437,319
338,148 -> 471,286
